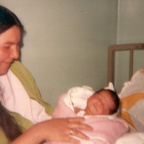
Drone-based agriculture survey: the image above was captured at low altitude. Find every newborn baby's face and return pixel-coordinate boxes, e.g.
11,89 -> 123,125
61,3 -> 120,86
84,91 -> 115,115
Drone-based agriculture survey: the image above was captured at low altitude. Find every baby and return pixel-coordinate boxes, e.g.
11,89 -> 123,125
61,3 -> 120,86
52,86 -> 128,144
74,89 -> 120,117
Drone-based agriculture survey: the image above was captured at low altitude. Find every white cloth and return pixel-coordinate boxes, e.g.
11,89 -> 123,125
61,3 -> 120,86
115,132 -> 144,144
64,86 -> 94,111
0,70 -> 51,123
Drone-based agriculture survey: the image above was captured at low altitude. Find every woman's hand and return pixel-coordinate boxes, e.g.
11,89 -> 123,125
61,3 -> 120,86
10,117 -> 92,144
36,117 -> 93,143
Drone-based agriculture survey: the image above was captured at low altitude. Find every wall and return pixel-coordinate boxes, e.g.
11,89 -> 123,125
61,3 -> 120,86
117,0 -> 144,44
1,0 -> 117,107
115,0 -> 144,92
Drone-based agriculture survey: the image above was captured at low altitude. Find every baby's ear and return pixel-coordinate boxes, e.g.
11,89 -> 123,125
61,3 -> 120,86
105,82 -> 115,91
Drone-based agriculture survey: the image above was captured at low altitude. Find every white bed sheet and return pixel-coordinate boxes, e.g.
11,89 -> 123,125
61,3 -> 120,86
115,132 -> 144,144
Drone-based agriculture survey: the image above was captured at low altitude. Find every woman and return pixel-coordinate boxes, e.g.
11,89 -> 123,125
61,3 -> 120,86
0,5 -> 92,144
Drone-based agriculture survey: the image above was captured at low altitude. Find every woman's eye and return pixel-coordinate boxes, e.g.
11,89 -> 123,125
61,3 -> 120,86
4,47 -> 10,49
3,45 -> 11,49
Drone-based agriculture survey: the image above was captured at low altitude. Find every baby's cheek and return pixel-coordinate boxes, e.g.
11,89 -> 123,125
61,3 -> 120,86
102,107 -> 109,115
97,105 -> 108,115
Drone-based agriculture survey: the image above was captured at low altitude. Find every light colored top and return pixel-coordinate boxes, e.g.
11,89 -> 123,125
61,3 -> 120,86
0,69 -> 51,123
0,60 -> 53,143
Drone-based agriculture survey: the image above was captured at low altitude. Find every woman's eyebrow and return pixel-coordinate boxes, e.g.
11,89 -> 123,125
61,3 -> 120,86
4,42 -> 16,44
3,41 -> 20,45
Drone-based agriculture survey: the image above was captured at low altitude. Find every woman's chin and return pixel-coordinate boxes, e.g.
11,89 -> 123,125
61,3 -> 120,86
0,68 -> 9,76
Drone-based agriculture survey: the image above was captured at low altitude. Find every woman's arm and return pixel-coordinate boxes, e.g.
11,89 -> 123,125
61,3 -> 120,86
10,117 -> 92,144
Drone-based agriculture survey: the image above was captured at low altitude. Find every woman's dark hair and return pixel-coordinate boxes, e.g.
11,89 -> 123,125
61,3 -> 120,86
0,102 -> 22,141
0,86 -> 22,141
96,89 -> 120,114
0,5 -> 24,140
0,5 -> 24,35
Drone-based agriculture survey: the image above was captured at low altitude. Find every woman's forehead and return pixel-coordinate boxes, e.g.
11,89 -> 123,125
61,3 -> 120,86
0,26 -> 21,43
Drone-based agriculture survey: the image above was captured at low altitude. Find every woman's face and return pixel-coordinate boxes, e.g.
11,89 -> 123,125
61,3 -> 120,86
85,91 -> 115,115
0,26 -> 21,75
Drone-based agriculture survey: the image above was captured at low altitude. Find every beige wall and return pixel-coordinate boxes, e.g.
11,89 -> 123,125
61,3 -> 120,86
115,0 -> 144,92
1,1 -> 118,107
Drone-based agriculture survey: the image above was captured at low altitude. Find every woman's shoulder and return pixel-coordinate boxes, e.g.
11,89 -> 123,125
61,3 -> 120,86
10,60 -> 35,82
10,60 -> 30,74
0,129 -> 9,144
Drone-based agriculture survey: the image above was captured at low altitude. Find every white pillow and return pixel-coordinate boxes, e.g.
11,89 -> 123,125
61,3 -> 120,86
115,132 -> 144,144
119,70 -> 144,98
119,70 -> 144,132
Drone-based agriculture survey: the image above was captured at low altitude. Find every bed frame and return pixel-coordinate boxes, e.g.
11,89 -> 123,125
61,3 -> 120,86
108,43 -> 144,84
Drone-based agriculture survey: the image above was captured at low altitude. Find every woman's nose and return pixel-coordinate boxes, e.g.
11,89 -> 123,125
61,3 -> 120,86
10,45 -> 20,59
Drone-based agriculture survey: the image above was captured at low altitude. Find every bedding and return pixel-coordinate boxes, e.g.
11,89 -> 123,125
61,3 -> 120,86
114,70 -> 144,144
115,132 -> 144,144
119,70 -> 144,132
